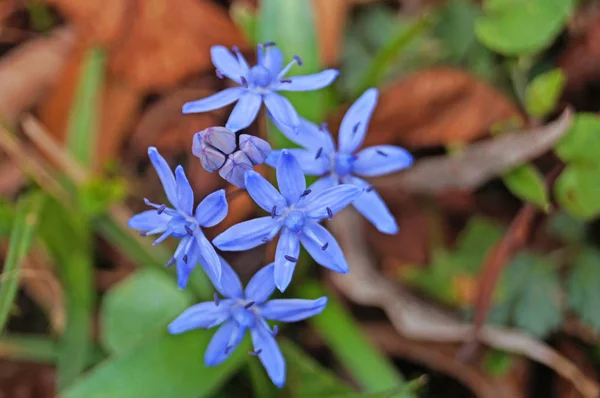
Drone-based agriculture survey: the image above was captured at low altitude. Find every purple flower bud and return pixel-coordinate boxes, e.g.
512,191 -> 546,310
192,138 -> 227,172
238,134 -> 272,165
219,150 -> 253,188
198,127 -> 237,155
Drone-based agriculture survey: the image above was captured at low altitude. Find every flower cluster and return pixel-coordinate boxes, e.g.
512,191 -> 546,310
129,43 -> 413,387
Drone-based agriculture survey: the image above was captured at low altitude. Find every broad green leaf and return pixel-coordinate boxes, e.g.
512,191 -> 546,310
554,113 -> 600,164
0,334 -> 104,365
435,0 -> 479,62
566,248 -> 600,331
475,0 -> 575,55
546,211 -> 586,243
502,164 -> 549,210
100,269 -> 193,355
555,163 -> 600,220
525,69 -> 566,118
0,192 -> 44,333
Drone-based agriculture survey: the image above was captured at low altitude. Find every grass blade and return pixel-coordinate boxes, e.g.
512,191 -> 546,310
0,334 -> 104,365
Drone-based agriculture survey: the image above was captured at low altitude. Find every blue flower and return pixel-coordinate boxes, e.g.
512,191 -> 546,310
213,150 -> 362,292
128,147 -> 228,289
265,89 -> 413,234
168,258 -> 328,388
182,43 -> 339,132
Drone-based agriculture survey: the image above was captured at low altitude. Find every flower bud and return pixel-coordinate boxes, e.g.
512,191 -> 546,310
219,150 -> 253,188
192,127 -> 237,172
192,138 -> 227,172
239,134 -> 271,165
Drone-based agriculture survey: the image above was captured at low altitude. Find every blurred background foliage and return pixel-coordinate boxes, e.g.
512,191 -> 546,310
0,0 -> 600,397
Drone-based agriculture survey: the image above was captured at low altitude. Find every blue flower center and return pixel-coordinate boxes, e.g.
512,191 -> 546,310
167,214 -> 197,238
284,210 -> 305,233
249,65 -> 272,88
231,305 -> 256,328
333,153 -> 355,177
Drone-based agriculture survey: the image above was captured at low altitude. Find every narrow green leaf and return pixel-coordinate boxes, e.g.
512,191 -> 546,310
0,334 -> 104,365
66,47 -> 105,168
525,68 -> 566,118
0,192 -> 44,333
502,164 -> 550,211
566,248 -> 600,331
230,1 -> 258,44
554,163 -> 600,220
554,113 -> 600,164
299,282 -> 405,393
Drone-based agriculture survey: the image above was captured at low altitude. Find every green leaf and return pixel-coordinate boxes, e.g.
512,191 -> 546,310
555,163 -> 600,220
525,68 -> 566,118
0,192 -> 44,333
566,248 -> 600,331
230,1 -> 257,44
299,282 -> 407,394
475,0 -> 575,55
0,334 -> 104,365
435,0 -> 479,62
78,177 -> 127,217
482,350 -> 514,377
546,211 -> 587,243
100,269 -> 193,355
554,113 -> 600,164
502,164 -> 550,210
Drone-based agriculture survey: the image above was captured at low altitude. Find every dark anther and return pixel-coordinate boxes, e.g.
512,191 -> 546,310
293,55 -> 303,66
157,204 -> 167,214
225,345 -> 233,354
280,78 -> 292,83
315,147 -> 323,159
184,225 -> 194,236
301,189 -> 311,197
183,255 -> 188,264
366,186 -> 374,192
321,242 -> 329,251
213,292 -> 220,306
271,205 -> 277,218
140,232 -> 147,237
272,325 -> 279,337
326,207 -> 333,220
319,122 -> 328,131
284,255 -> 298,263
244,301 -> 256,309
249,349 -> 262,356
352,122 -> 360,133
376,150 -> 388,157
215,69 -> 224,79
261,237 -> 270,242
263,41 -> 276,47
240,76 -> 248,87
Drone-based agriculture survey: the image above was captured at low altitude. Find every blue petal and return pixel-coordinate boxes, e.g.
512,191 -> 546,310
353,145 -> 413,177
250,320 -> 286,388
210,45 -> 247,85
148,147 -> 178,206
264,92 -> 300,131
215,256 -> 243,299
213,217 -> 283,251
175,237 -> 194,289
263,47 -> 283,76
338,88 -> 378,153
225,92 -> 262,132
174,166 -> 194,215
182,87 -> 244,114
349,176 -> 398,234
195,231 -> 223,286
195,189 -> 228,227
276,70 -> 339,91
168,300 -> 232,334
266,149 -> 329,176
269,116 -> 335,153
245,171 -> 286,213
128,210 -> 170,231
274,229 -> 301,292
245,263 -> 276,304
204,320 -> 245,366
300,223 -> 348,273
277,150 -> 306,205
308,176 -> 337,194
260,297 -> 327,322
305,184 -> 363,220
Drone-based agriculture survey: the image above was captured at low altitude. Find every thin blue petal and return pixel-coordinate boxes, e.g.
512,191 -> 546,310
210,46 -> 246,84
250,320 -> 286,388
245,263 -> 276,304
175,166 -> 194,215
349,176 -> 398,234
305,184 -> 363,220
353,145 -> 413,177
213,256 -> 243,299
168,300 -> 233,334
276,70 -> 339,91
277,150 -> 306,205
148,147 -> 178,206
245,171 -> 286,213
128,210 -> 170,231
338,88 -> 378,153
175,237 -> 195,289
269,116 -> 335,153
274,229 -> 300,292
205,320 -> 246,366
263,47 -> 283,76
195,189 -> 228,227
182,87 -> 244,114
213,217 -> 283,251
195,231 -> 223,285
264,92 -> 300,131
300,223 -> 348,273
266,149 -> 329,176
260,297 -> 327,322
308,176 -> 337,194
225,92 -> 262,132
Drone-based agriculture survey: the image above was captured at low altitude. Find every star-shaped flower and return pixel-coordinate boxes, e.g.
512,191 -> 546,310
266,89 -> 413,234
182,43 -> 339,132
168,258 -> 327,388
213,150 -> 362,292
128,147 -> 228,289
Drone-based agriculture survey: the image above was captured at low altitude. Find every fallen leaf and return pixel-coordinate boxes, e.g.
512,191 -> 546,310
372,109 -> 573,194
312,0 -> 349,66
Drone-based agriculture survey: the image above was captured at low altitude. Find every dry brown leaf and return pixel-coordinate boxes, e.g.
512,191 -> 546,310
373,109 -> 573,194
312,0 -> 349,66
